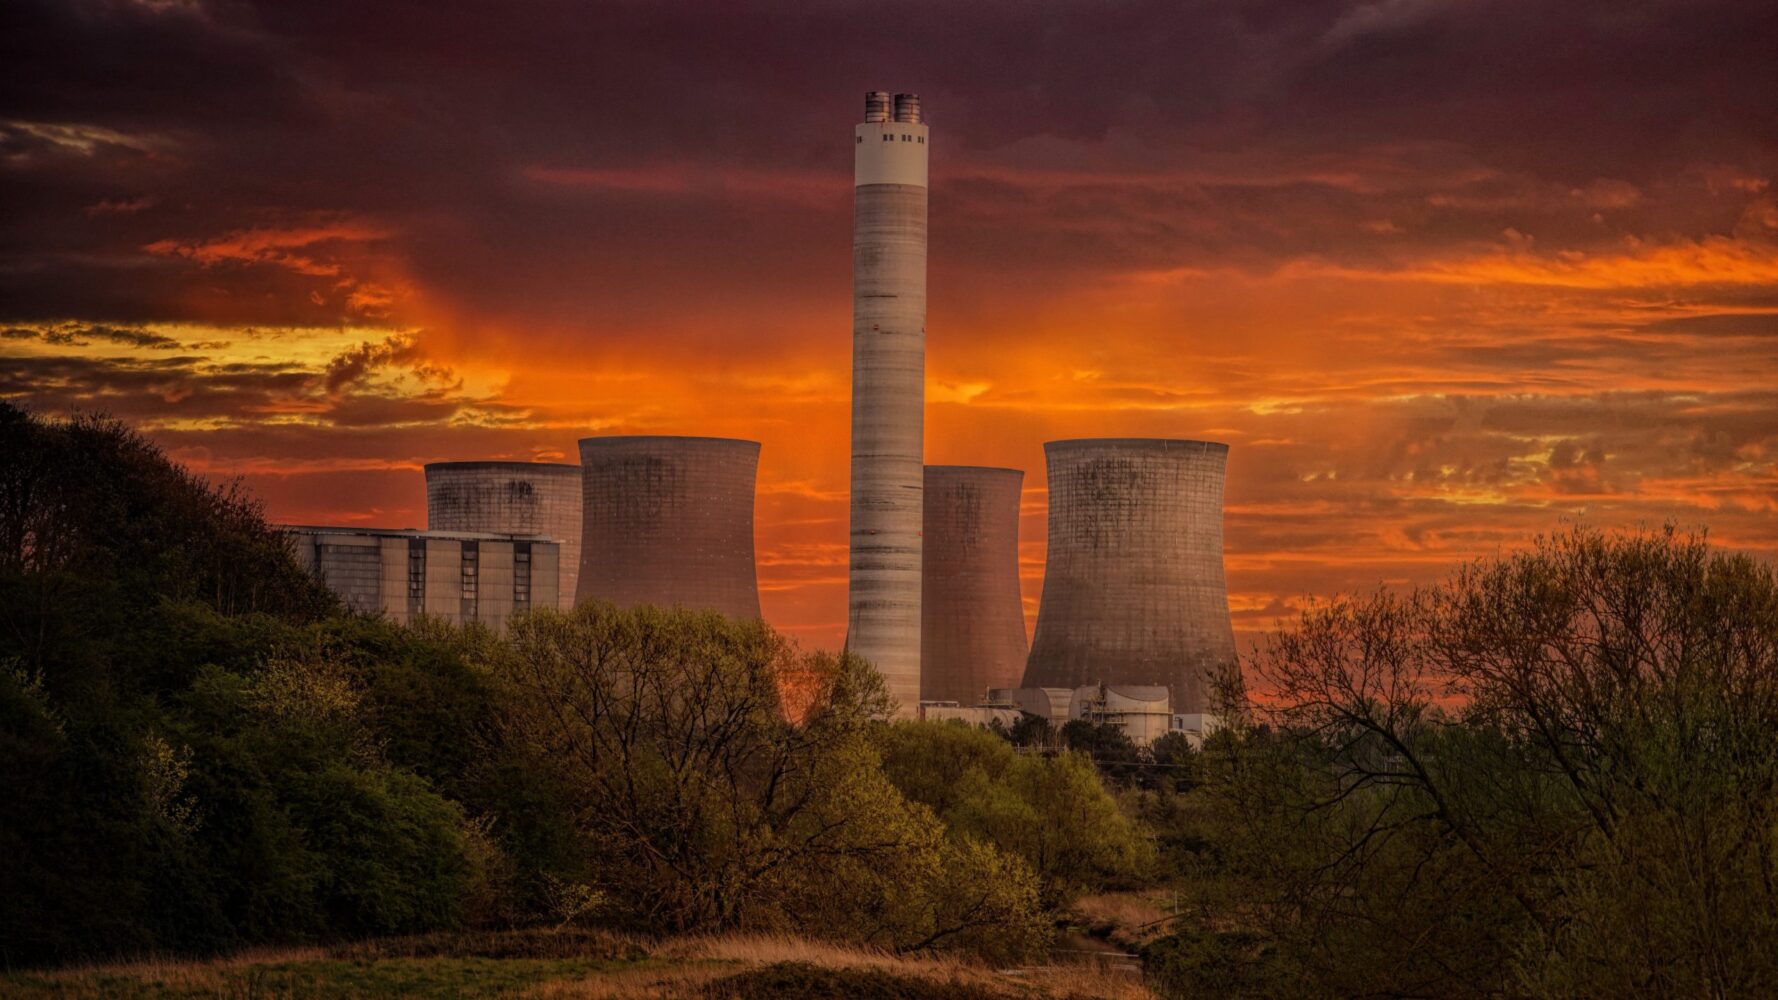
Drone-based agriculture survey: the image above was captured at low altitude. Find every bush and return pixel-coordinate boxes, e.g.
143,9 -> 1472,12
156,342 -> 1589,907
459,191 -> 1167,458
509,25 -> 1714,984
1191,526 -> 1778,998
488,603 -> 1049,960
877,721 -> 1154,907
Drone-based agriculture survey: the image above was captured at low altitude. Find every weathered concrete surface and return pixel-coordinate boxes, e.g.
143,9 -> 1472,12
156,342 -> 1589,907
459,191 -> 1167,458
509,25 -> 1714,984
1021,439 -> 1237,714
425,461 -> 582,610
921,466 -> 1027,704
848,91 -> 930,717
576,435 -> 761,621
283,526 -> 557,630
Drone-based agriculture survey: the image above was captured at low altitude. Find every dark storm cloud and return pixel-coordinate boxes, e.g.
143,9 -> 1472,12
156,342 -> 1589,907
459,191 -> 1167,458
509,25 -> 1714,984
5,0 -> 1776,646
4,0 -> 1775,332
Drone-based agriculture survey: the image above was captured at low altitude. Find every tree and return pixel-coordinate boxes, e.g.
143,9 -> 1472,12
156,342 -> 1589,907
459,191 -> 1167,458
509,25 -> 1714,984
877,721 -> 1154,907
488,603 -> 1047,958
1198,526 -> 1778,998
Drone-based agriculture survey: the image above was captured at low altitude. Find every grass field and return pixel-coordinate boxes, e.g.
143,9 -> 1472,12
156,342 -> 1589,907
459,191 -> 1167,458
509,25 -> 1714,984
3,929 -> 1155,999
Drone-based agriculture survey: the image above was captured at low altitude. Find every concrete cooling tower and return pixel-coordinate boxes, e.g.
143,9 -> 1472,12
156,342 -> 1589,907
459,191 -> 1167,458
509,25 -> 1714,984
848,89 -> 929,717
1022,439 -> 1237,713
425,461 -> 582,610
575,436 -> 761,620
921,466 -> 1028,704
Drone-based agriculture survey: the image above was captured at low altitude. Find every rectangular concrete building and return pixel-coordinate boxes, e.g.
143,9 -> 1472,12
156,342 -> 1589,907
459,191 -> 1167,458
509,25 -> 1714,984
283,525 -> 559,631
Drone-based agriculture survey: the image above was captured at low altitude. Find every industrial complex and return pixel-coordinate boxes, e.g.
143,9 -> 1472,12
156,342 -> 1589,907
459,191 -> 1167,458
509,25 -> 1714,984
283,91 -> 1237,742
425,461 -> 582,610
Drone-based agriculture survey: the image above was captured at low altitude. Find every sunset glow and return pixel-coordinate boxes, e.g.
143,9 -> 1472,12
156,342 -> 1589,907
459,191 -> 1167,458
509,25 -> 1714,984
4,1 -> 1774,654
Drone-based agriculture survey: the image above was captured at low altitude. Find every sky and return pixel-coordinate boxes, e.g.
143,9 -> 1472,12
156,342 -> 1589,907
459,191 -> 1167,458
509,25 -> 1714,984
3,0 -> 1776,652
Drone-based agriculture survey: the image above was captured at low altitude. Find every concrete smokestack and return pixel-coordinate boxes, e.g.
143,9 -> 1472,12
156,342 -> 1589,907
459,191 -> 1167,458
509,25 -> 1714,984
1021,439 -> 1237,713
575,436 -> 761,621
921,466 -> 1027,704
849,89 -> 929,717
425,461 -> 582,611
864,91 -> 892,123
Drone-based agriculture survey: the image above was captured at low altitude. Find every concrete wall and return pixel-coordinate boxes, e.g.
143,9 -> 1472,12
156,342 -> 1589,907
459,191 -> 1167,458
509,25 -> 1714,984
283,527 -> 559,631
379,537 -> 409,623
575,436 -> 761,620
918,704 -> 1022,728
426,461 -> 581,611
921,466 -> 1027,704
1021,439 -> 1237,713
304,532 -> 383,613
849,92 -> 930,718
532,544 -> 560,613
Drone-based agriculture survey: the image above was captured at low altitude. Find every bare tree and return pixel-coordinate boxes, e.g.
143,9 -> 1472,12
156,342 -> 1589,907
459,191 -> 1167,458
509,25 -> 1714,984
1219,527 -> 1778,998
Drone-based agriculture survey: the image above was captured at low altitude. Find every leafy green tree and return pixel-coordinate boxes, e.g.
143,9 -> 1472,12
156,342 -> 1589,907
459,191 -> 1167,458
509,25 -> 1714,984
878,721 -> 1154,907
0,405 -> 480,964
488,603 -> 1046,958
1182,527 -> 1778,998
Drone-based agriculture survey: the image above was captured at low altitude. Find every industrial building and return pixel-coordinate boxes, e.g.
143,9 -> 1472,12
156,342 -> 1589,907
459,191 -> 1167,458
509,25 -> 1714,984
921,465 -> 1028,704
425,461 -> 581,610
284,525 -> 560,630
1021,438 -> 1238,713
576,435 -> 762,620
921,683 -> 1220,749
848,90 -> 929,717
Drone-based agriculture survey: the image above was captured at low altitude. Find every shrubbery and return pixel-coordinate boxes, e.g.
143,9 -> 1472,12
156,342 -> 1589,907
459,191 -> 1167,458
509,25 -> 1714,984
0,403 -> 1082,967
877,721 -> 1153,907
1149,527 -> 1778,998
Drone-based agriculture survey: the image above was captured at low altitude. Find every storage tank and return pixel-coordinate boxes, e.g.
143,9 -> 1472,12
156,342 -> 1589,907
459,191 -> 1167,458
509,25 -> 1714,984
921,466 -> 1027,704
575,435 -> 761,620
1022,439 -> 1237,713
848,88 -> 930,717
425,461 -> 582,610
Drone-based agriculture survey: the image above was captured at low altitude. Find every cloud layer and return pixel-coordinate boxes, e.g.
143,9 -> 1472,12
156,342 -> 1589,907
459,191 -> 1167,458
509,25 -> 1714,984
3,0 -> 1775,649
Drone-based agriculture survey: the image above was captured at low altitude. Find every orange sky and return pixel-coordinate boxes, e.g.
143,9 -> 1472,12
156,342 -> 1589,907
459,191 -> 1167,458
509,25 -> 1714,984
4,0 -> 1775,653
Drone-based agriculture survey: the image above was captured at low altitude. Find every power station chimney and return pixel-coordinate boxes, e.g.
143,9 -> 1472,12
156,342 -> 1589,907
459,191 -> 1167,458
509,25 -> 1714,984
922,466 -> 1027,704
575,435 -> 762,621
1021,439 -> 1237,713
848,90 -> 929,717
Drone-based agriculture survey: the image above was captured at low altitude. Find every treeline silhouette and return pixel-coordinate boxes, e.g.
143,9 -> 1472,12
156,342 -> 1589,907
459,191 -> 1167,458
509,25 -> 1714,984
0,403 -> 1143,968
7,401 -> 1777,998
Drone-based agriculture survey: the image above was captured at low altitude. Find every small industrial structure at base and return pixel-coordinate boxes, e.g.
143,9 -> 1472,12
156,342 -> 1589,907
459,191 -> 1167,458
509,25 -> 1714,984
285,526 -> 559,631
283,91 -> 1242,731
920,684 -> 1225,750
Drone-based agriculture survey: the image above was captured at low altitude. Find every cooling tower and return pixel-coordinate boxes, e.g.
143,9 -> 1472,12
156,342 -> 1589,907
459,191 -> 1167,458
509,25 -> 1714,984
575,436 -> 761,620
848,89 -> 929,717
425,461 -> 582,610
921,466 -> 1028,704
1022,439 -> 1237,713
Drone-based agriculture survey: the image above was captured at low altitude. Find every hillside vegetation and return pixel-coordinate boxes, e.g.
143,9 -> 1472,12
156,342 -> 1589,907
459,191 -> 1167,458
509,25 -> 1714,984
7,401 -> 1778,998
0,403 -> 1133,970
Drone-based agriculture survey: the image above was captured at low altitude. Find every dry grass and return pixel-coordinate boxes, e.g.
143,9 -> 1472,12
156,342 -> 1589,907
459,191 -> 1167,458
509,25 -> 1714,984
533,932 -> 1155,999
18,945 -> 326,993
1070,891 -> 1175,948
4,930 -> 1157,1000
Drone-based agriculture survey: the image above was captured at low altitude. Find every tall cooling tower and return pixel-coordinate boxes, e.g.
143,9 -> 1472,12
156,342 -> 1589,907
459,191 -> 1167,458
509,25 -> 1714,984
425,461 -> 582,610
921,466 -> 1028,704
848,89 -> 929,716
1022,439 -> 1237,713
576,436 -> 761,620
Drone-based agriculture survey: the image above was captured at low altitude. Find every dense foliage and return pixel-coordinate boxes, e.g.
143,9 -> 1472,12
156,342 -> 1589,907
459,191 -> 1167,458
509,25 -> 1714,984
0,404 -> 1070,968
877,721 -> 1153,906
486,604 -> 1049,959
1147,527 -> 1778,998
13,401 -> 1772,996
